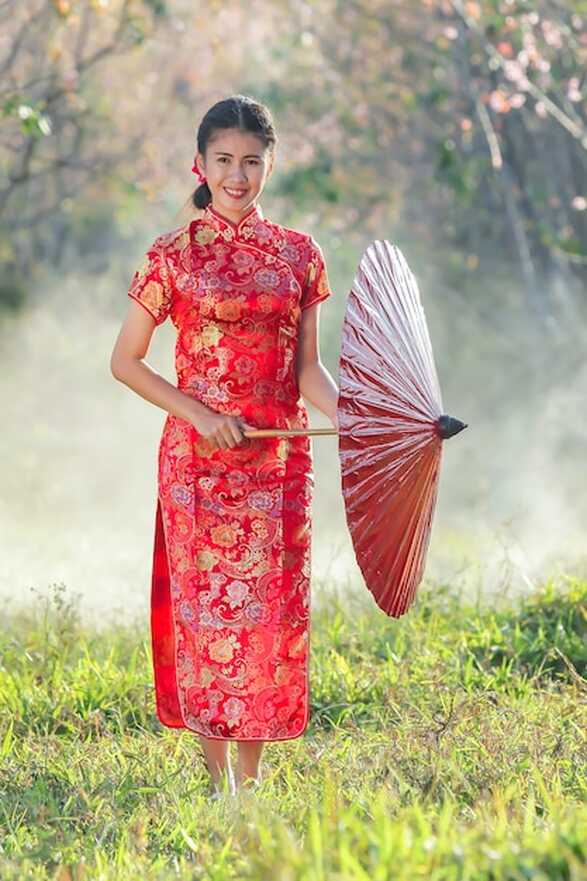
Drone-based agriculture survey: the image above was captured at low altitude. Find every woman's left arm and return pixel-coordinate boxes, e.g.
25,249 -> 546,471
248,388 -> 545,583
296,302 -> 339,430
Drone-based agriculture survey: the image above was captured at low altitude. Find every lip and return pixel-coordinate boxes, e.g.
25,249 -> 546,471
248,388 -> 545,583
224,187 -> 248,199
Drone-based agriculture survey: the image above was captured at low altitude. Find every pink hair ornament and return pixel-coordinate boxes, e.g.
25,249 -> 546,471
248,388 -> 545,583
192,159 -> 207,184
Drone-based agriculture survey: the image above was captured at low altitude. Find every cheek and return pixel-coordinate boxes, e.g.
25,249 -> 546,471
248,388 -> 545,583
210,165 -> 265,183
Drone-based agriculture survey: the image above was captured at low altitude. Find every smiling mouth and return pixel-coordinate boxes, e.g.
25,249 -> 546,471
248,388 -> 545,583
224,187 -> 248,198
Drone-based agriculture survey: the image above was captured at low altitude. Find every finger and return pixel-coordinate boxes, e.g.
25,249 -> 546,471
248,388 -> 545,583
229,421 -> 244,445
229,420 -> 245,446
214,430 -> 229,450
221,425 -> 239,448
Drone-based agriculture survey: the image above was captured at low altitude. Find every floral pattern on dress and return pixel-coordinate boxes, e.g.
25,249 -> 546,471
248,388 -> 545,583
128,202 -> 333,740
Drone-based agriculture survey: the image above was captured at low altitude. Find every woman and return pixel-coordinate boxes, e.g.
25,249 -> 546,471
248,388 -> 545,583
110,95 -> 339,797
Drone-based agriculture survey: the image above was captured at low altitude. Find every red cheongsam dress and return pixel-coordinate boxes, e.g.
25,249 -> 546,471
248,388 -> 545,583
127,201 -> 334,740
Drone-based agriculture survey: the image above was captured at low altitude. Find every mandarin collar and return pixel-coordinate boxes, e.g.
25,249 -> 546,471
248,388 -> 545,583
202,201 -> 264,237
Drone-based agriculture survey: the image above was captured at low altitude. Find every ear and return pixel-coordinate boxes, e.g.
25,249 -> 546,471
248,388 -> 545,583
196,153 -> 206,176
266,151 -> 275,177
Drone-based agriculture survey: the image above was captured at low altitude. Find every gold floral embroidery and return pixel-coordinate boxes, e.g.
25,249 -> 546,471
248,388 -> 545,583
215,300 -> 242,321
302,239 -> 332,309
209,636 -> 235,663
275,665 -> 292,685
175,229 -> 190,250
199,666 -> 216,687
195,226 -> 218,245
137,279 -> 164,313
196,550 -> 216,571
127,238 -> 173,324
317,269 -> 330,298
201,324 -> 223,347
194,436 -> 215,457
288,633 -> 307,658
134,259 -> 151,283
250,519 -> 269,540
210,524 -> 238,548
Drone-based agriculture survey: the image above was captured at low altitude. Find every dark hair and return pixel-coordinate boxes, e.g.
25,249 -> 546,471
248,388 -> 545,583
192,95 -> 278,210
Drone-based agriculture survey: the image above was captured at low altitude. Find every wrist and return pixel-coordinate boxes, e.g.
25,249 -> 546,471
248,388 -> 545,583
181,394 -> 212,423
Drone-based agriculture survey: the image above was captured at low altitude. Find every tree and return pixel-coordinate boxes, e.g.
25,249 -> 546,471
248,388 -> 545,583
0,0 -> 164,292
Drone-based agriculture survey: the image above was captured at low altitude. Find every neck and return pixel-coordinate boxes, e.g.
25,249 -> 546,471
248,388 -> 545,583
208,200 -> 257,226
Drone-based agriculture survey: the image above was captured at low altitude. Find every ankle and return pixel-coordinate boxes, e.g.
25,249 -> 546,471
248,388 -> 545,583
235,766 -> 261,787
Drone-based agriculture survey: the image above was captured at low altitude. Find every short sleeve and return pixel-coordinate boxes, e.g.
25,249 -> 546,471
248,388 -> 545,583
127,238 -> 173,326
301,237 -> 334,311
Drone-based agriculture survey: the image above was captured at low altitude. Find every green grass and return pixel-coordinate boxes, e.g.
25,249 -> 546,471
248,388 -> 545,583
0,575 -> 586,880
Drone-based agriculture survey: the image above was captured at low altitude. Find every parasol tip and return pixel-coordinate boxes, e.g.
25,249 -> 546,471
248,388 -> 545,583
436,414 -> 468,439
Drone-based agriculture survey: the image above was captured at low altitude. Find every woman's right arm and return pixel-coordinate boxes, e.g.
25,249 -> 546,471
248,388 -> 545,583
110,301 -> 252,449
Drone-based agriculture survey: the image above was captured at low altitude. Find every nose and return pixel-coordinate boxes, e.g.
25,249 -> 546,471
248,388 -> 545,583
228,166 -> 248,183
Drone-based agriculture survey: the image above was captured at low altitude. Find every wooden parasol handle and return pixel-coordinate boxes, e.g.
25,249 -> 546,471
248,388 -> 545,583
243,427 -> 338,438
244,414 -> 468,440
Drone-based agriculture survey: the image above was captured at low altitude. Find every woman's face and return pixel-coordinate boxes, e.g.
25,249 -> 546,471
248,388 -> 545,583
196,128 -> 274,220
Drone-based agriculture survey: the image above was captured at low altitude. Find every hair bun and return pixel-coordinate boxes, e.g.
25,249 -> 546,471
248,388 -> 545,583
193,181 -> 212,210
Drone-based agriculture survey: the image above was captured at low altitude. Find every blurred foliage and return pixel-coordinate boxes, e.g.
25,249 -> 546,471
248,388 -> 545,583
266,0 -> 587,311
277,147 -> 342,205
0,271 -> 28,312
0,0 -> 585,321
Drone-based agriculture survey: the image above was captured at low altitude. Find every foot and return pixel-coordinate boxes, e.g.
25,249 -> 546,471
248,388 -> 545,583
235,772 -> 261,793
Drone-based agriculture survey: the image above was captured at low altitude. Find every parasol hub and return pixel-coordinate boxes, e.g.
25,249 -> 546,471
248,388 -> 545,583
436,415 -> 468,440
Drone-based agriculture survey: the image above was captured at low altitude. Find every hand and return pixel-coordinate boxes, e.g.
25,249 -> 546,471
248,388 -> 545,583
190,404 -> 256,450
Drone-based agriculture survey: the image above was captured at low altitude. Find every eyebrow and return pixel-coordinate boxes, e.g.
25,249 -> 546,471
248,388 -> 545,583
213,151 -> 262,158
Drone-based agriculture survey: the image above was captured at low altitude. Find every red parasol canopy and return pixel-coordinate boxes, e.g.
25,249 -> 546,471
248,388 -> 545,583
336,240 -> 466,617
247,239 -> 467,618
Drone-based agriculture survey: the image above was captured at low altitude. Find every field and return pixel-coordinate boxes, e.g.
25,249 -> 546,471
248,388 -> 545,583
1,576 -> 586,880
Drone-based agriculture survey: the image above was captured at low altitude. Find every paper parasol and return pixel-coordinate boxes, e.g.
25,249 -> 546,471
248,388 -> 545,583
246,239 -> 467,618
